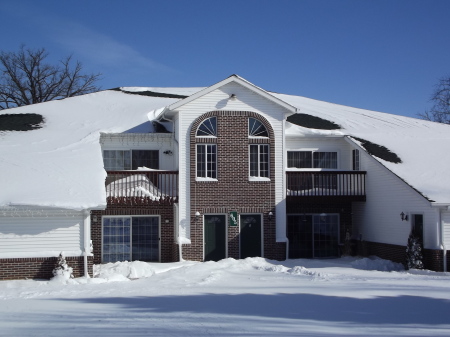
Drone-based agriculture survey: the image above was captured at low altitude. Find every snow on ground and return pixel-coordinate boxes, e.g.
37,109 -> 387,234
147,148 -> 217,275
1,257 -> 450,336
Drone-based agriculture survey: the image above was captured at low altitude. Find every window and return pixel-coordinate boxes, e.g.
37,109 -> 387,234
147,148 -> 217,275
102,216 -> 159,263
287,151 -> 337,169
197,144 -> 217,178
103,150 -> 159,170
250,144 -> 269,178
197,117 -> 217,137
248,118 -> 269,137
103,150 -> 131,170
352,149 -> 360,171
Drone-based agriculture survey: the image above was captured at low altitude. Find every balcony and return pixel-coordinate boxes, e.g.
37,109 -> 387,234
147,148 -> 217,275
106,170 -> 178,205
286,171 -> 366,201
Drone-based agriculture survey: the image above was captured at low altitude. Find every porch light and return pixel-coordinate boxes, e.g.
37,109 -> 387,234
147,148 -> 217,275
268,212 -> 273,220
229,94 -> 236,100
195,211 -> 201,217
400,212 -> 408,221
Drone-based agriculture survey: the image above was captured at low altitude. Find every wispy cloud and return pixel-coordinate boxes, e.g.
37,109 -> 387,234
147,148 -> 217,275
1,1 -> 173,75
50,21 -> 173,73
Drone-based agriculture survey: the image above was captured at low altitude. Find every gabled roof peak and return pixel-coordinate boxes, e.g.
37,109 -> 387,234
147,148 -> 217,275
162,75 -> 298,117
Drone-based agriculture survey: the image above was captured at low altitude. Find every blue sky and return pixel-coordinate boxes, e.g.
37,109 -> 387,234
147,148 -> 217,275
1,0 -> 449,118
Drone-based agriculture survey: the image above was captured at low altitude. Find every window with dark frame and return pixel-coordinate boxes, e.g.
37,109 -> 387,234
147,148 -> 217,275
287,151 -> 337,169
197,144 -> 217,178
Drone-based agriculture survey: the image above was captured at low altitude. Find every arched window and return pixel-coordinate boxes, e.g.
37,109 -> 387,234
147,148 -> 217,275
248,118 -> 268,137
196,117 -> 217,137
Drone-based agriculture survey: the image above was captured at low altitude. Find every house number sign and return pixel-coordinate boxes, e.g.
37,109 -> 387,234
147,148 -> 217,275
229,211 -> 238,227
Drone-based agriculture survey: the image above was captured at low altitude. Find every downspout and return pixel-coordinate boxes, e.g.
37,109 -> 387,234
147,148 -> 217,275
83,210 -> 91,278
285,237 -> 290,260
439,209 -> 447,272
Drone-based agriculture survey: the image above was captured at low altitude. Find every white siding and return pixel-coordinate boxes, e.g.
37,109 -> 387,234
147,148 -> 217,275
442,211 -> 450,247
0,215 -> 84,258
175,81 -> 290,242
285,137 -> 353,170
352,150 -> 439,249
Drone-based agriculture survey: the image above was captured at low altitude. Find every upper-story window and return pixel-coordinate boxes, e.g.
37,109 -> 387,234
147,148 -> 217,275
103,150 -> 159,170
287,151 -> 337,169
196,117 -> 217,137
248,118 -> 269,137
352,149 -> 360,170
250,144 -> 269,178
196,144 -> 217,179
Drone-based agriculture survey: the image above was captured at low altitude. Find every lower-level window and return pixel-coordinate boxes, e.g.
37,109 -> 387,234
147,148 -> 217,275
287,214 -> 339,258
102,216 -> 159,263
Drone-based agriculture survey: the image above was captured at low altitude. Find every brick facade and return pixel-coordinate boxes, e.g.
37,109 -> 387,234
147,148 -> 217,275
0,256 -> 93,281
182,111 -> 285,261
91,203 -> 178,265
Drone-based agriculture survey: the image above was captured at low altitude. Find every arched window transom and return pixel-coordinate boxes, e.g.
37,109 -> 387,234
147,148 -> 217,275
248,118 -> 268,137
196,117 -> 217,137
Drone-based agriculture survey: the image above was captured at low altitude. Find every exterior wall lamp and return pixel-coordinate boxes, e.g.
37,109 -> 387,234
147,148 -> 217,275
195,211 -> 201,217
400,212 -> 408,221
163,150 -> 173,155
268,212 -> 273,221
229,94 -> 236,101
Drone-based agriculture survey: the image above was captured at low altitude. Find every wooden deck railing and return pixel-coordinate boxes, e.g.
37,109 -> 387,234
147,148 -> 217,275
106,170 -> 178,205
286,171 -> 366,197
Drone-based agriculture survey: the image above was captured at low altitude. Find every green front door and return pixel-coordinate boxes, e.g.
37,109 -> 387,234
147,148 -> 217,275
240,214 -> 262,258
204,214 -> 226,261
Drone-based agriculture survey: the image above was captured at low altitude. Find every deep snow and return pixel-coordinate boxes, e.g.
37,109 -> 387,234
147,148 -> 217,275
1,257 -> 450,336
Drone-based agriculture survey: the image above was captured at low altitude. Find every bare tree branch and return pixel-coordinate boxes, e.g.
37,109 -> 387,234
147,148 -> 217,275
0,46 -> 101,110
418,76 -> 450,124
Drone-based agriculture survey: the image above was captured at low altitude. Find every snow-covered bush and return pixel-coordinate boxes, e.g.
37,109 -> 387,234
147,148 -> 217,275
405,232 -> 424,270
52,252 -> 73,281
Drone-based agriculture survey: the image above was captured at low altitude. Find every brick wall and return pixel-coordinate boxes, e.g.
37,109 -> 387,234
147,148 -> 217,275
91,203 -> 177,265
357,240 -> 448,272
182,111 -> 285,261
0,256 -> 93,281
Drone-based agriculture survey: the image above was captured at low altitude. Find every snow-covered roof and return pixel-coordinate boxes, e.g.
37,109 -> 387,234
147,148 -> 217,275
0,89 -> 184,210
276,93 -> 450,203
1,77 -> 449,209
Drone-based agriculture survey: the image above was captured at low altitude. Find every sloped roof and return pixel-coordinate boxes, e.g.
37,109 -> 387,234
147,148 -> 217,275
0,90 -> 183,210
1,77 -> 449,209
275,92 -> 450,203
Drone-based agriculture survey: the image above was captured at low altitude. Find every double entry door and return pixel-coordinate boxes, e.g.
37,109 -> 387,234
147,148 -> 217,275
204,214 -> 262,261
287,214 -> 339,258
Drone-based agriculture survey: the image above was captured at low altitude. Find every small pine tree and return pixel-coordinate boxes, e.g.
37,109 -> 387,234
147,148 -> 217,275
405,232 -> 424,270
52,252 -> 73,280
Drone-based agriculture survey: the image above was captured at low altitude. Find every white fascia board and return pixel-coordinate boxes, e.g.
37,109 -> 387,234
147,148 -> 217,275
166,75 -> 298,115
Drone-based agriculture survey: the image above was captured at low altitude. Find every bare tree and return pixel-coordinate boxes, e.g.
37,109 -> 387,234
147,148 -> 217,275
0,46 -> 101,110
418,76 -> 450,124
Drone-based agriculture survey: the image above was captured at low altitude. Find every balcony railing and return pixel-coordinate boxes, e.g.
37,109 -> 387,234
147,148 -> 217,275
286,171 -> 366,198
106,170 -> 178,205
